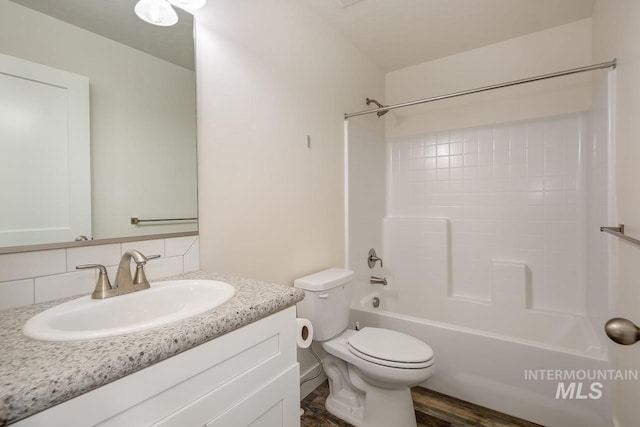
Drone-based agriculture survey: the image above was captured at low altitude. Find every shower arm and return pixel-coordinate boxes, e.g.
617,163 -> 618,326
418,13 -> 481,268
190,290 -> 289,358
366,97 -> 383,109
365,98 -> 389,118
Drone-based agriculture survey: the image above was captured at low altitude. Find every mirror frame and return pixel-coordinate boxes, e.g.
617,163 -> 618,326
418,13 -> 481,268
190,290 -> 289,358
0,231 -> 199,255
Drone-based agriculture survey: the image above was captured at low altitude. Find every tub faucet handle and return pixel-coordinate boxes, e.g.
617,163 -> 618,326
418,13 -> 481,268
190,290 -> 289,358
368,248 -> 383,268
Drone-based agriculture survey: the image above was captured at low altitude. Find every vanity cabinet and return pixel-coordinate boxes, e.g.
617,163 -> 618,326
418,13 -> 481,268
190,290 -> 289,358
14,307 -> 300,427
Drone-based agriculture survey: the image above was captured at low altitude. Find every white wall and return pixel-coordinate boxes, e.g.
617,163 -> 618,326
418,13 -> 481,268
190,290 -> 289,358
385,19 -> 593,138
346,118 -> 386,306
592,2 -> 640,426
0,1 -> 197,240
194,0 -> 385,286
585,72 -> 616,359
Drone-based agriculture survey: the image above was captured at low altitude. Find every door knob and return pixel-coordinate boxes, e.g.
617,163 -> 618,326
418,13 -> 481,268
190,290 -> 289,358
605,317 -> 640,345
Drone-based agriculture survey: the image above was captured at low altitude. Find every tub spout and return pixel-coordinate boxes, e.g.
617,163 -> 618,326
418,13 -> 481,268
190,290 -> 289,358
370,276 -> 387,286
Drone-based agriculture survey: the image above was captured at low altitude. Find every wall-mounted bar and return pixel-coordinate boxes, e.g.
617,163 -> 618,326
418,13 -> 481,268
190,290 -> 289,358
600,224 -> 640,246
131,217 -> 198,225
344,59 -> 617,119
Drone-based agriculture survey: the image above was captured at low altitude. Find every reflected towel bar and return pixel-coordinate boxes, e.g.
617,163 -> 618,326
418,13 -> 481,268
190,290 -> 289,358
600,224 -> 640,246
131,217 -> 198,225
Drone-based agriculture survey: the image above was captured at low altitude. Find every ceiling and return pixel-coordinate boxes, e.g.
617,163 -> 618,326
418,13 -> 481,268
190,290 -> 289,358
8,0 -> 595,74
8,0 -> 194,70
308,0 -> 596,72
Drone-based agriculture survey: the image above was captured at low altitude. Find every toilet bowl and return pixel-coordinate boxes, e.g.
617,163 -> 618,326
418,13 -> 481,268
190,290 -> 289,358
294,268 -> 435,427
321,328 -> 434,427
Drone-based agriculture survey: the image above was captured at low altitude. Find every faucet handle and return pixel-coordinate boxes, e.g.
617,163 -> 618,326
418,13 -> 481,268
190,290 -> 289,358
367,248 -> 383,268
76,264 -> 116,299
131,253 -> 161,265
133,254 -> 160,290
133,265 -> 150,291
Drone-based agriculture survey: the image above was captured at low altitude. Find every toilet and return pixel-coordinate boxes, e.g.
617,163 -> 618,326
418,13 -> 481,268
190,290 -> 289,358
295,268 -> 434,427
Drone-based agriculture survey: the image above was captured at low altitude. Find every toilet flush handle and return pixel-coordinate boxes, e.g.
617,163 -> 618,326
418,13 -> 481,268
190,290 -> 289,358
319,293 -> 329,299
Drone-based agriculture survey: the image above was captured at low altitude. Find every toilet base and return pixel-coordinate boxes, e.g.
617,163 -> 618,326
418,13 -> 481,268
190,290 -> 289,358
323,354 -> 364,425
322,354 -> 418,427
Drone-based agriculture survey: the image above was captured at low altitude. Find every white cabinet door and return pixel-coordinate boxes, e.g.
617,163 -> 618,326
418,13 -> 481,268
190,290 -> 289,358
204,365 -> 300,427
0,53 -> 91,247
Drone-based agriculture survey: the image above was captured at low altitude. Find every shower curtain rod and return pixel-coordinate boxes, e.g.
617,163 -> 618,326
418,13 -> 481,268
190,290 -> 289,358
344,59 -> 617,119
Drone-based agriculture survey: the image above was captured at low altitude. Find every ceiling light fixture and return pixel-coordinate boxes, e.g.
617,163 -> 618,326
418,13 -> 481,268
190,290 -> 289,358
168,0 -> 207,10
134,0 -> 206,27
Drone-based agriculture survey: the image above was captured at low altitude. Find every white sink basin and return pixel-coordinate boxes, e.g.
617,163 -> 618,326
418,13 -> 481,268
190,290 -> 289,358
22,280 -> 236,342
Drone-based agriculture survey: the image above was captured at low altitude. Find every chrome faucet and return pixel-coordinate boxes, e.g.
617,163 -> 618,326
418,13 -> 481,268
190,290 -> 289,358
76,250 -> 159,299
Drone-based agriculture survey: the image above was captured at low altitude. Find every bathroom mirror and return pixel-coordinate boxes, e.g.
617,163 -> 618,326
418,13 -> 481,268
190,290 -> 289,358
0,0 -> 198,252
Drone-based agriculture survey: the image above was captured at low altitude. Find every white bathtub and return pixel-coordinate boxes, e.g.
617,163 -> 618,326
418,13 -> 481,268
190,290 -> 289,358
349,296 -> 613,427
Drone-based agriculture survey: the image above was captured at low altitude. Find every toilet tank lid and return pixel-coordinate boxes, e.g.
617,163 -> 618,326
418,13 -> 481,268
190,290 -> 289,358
294,268 -> 354,291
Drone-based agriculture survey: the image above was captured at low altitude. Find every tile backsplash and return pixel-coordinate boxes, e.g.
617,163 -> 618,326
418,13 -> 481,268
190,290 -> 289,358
0,236 -> 199,310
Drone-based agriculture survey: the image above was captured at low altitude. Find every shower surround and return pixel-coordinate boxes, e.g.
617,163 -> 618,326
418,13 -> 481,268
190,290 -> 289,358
383,114 -> 594,348
346,74 -> 615,427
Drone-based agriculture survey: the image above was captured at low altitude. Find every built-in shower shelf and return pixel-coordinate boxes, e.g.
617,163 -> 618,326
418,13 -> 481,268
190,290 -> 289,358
600,224 -> 640,246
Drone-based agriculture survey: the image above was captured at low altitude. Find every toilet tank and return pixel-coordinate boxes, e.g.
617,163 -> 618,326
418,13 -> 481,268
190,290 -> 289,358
294,268 -> 354,341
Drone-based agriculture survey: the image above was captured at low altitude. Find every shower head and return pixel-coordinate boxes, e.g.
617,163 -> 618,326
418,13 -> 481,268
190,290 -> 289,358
366,97 -> 389,118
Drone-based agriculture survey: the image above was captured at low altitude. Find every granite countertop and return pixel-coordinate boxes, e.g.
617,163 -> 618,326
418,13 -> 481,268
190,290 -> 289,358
0,271 -> 305,425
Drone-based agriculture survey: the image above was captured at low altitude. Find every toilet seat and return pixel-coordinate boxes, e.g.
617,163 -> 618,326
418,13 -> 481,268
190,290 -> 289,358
347,327 -> 434,369
321,328 -> 435,390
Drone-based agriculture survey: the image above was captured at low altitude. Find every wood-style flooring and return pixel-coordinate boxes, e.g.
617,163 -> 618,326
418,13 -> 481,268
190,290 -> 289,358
300,381 -> 543,427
